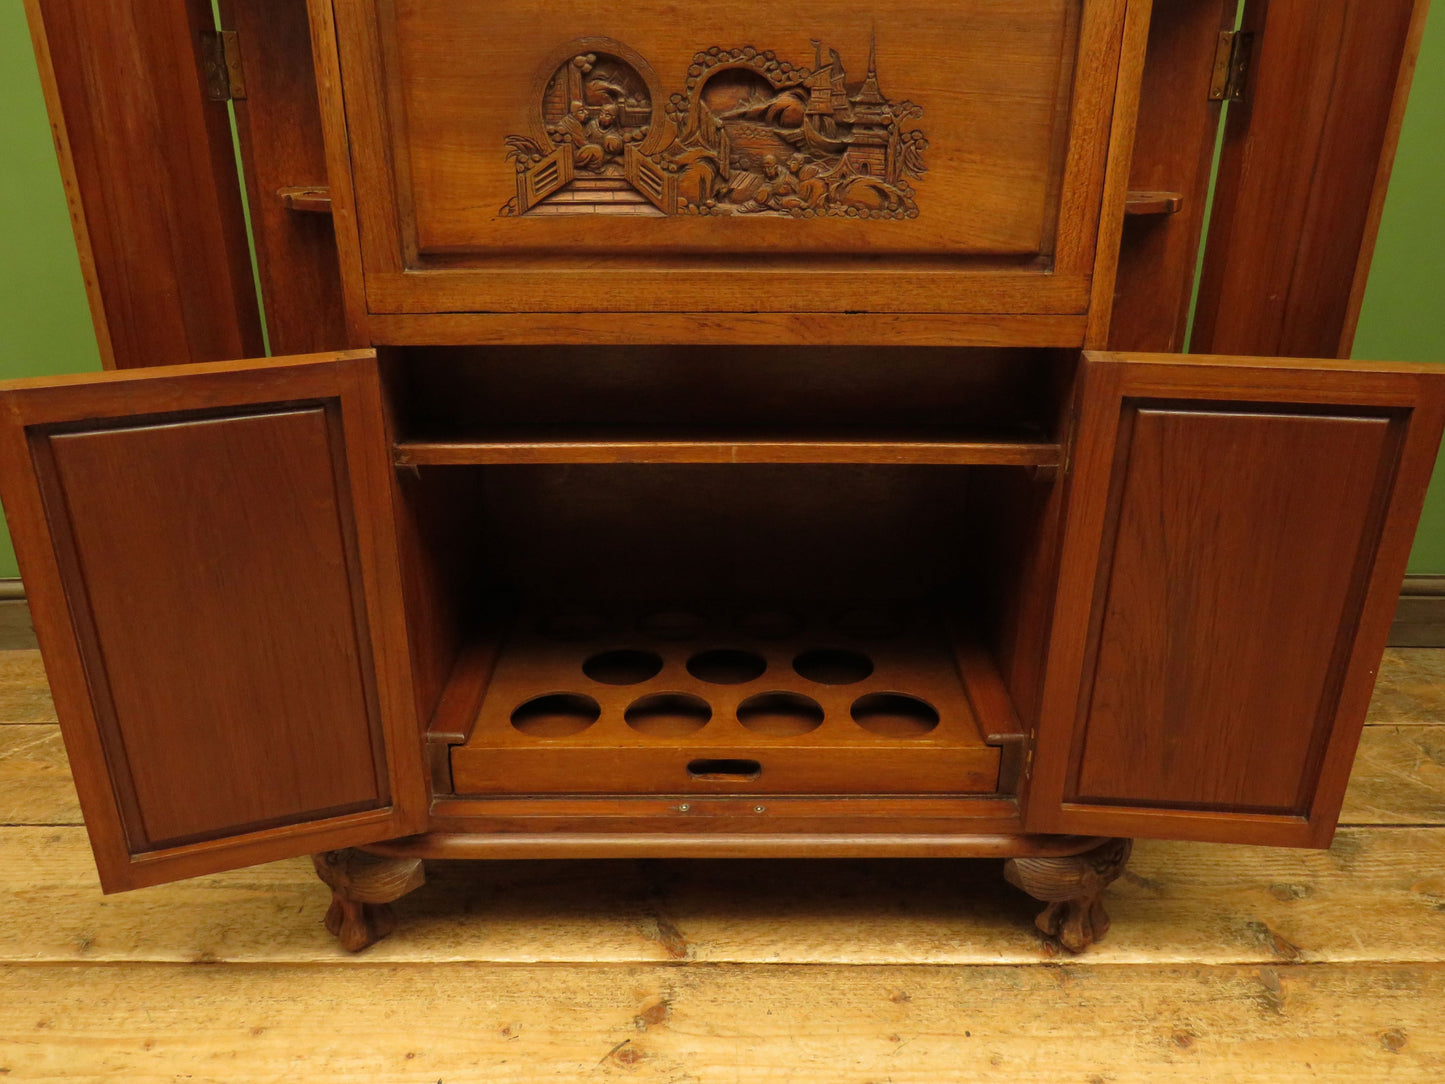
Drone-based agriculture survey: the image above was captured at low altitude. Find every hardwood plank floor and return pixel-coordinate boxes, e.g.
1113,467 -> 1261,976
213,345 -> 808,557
0,647 -> 1441,1080
1,962 -> 1441,1082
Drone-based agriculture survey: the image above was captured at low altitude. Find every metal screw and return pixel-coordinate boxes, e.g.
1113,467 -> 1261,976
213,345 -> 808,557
677,804 -> 691,812
754,805 -> 767,813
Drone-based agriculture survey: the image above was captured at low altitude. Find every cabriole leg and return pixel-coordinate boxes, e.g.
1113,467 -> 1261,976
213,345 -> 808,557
312,848 -> 425,952
1003,838 -> 1133,953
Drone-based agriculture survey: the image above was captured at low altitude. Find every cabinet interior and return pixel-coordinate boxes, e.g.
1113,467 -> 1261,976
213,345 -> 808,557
381,346 -> 1075,800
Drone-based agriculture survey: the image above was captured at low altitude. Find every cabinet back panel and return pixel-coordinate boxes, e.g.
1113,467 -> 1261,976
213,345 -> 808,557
36,406 -> 388,849
467,464 -> 976,603
1071,406 -> 1399,813
388,345 -> 1069,441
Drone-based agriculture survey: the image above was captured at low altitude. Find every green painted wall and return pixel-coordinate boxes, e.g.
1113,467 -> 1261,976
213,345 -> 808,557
0,5 -> 1442,577
1352,3 -> 1445,572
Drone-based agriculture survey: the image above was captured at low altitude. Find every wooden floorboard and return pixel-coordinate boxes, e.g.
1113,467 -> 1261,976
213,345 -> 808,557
0,646 -> 1442,1078
0,651 -> 55,726
0,725 -> 77,824
0,961 -> 1440,1083
1364,648 -> 1445,723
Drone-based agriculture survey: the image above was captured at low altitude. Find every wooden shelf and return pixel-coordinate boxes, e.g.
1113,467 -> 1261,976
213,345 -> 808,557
395,434 -> 1060,467
439,601 -> 1021,798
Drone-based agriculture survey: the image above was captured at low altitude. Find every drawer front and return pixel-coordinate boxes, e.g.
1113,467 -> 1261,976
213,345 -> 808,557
320,0 -> 1136,325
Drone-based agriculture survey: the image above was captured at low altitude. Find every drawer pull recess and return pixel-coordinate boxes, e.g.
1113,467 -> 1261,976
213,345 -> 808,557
687,758 -> 763,781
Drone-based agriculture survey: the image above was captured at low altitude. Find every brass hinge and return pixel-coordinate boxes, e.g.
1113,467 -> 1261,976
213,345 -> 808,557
201,29 -> 247,102
1209,30 -> 1254,102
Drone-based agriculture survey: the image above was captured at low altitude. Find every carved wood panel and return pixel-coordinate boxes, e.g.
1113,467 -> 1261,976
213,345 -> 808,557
503,38 -> 926,219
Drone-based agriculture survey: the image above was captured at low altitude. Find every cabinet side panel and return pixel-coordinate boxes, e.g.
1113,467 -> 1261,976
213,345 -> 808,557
1072,405 -> 1397,813
35,405 -> 386,851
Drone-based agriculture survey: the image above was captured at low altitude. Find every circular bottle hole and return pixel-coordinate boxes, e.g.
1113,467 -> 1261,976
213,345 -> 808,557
832,606 -> 902,639
737,691 -> 825,736
582,648 -> 664,686
686,648 -> 767,685
851,692 -> 940,738
734,607 -> 805,640
511,693 -> 601,737
793,647 -> 875,685
638,610 -> 707,640
625,692 -> 712,736
538,609 -> 608,641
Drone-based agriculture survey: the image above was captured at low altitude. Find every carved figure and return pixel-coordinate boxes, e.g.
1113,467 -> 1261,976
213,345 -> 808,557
588,104 -> 626,159
555,100 -> 608,170
787,155 -> 828,210
675,146 -> 724,207
725,153 -> 802,212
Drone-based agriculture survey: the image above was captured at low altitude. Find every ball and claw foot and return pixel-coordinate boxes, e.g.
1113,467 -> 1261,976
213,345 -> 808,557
312,849 -> 425,953
1003,838 -> 1133,953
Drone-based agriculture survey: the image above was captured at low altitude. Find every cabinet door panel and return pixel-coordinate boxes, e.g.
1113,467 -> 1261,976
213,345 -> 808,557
0,351 -> 427,889
1025,353 -> 1445,846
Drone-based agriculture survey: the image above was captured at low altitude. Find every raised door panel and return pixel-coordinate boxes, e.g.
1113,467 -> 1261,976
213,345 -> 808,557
0,351 -> 427,890
1025,352 -> 1445,846
314,0 -> 1140,321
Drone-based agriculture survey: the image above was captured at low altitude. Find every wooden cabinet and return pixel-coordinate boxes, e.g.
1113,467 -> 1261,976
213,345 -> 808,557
8,0 -> 1442,951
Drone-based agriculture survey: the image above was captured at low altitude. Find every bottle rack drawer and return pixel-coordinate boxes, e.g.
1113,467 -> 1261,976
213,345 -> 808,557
449,601 -> 1007,796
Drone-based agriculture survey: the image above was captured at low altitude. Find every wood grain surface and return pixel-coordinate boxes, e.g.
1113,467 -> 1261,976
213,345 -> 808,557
16,959 -> 1445,1082
1,960 -> 1441,1082
1192,0 -> 1425,360
1028,353 -> 1445,847
23,0 -> 264,368
1073,406 -> 1395,812
1108,0 -> 1238,352
386,0 -> 1076,256
0,353 -> 430,891
0,645 -> 1442,1077
41,406 -> 388,848
449,601 -> 1002,797
219,0 -> 352,355
317,0 -> 1140,328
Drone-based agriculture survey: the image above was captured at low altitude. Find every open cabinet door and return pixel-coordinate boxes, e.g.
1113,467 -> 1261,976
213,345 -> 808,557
1024,352 -> 1445,847
0,350 -> 427,890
